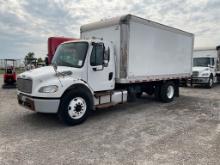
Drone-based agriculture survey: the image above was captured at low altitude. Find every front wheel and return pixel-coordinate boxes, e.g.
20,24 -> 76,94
207,76 -> 213,88
58,90 -> 92,126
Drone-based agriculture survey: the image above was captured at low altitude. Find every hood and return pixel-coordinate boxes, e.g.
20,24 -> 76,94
18,66 -> 82,81
192,66 -> 210,72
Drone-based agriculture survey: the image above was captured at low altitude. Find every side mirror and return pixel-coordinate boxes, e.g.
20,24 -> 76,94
103,60 -> 108,67
91,42 -> 96,46
103,47 -> 110,67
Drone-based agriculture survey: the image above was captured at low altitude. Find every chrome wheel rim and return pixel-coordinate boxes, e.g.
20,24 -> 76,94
68,97 -> 87,119
167,85 -> 174,99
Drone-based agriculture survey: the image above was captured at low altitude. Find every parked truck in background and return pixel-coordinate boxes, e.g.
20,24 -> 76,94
47,37 -> 77,64
191,46 -> 220,88
17,14 -> 194,125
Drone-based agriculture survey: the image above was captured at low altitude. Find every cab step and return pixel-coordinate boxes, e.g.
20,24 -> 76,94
94,90 -> 128,108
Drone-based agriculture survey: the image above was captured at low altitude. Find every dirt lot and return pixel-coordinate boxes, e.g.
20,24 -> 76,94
0,77 -> 220,165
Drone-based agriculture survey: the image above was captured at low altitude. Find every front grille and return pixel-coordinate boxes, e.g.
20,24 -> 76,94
192,71 -> 199,77
17,78 -> 32,94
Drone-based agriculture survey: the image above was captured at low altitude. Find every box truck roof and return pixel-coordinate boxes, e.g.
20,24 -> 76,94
81,14 -> 193,37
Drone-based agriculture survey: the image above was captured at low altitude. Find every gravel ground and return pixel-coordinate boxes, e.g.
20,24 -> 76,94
0,77 -> 220,165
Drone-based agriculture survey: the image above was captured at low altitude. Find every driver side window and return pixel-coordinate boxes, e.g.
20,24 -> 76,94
90,44 -> 104,66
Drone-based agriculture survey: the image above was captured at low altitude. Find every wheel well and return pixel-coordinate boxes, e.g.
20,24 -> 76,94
61,83 -> 94,109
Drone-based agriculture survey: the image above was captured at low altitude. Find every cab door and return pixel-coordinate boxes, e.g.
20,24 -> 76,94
87,42 -> 115,91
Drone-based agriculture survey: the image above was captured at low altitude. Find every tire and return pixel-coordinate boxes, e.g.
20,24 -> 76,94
160,82 -> 175,103
207,76 -> 213,88
58,89 -> 92,126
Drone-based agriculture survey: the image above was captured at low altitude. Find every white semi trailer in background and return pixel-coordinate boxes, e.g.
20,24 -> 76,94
191,46 -> 220,88
17,14 -> 194,125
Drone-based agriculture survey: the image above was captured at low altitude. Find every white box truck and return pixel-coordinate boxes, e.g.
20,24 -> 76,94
191,46 -> 220,88
17,14 -> 194,125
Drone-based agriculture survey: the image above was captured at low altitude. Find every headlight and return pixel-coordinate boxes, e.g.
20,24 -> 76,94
39,85 -> 58,93
201,73 -> 209,76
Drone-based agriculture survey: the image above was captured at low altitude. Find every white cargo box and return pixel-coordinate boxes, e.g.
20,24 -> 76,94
81,14 -> 194,84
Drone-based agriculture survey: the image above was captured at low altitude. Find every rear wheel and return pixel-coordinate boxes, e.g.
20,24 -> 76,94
58,89 -> 92,126
160,82 -> 175,103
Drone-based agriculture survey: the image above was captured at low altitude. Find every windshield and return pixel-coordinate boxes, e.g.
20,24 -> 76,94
52,42 -> 88,68
193,57 -> 211,67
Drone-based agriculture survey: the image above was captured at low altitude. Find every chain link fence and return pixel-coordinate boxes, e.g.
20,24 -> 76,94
0,59 -> 25,74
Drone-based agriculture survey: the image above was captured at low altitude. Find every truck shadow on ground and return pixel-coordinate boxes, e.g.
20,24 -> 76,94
20,95 -> 161,128
19,93 -> 214,129
184,83 -> 220,89
21,113 -> 64,128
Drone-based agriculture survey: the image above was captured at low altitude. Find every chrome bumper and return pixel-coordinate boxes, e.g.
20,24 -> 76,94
191,77 -> 209,84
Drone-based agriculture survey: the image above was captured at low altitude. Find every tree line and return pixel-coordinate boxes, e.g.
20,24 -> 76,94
24,52 -> 44,65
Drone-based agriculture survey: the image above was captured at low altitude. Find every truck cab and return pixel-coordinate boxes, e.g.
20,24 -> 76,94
192,57 -> 216,87
191,48 -> 219,88
17,40 -> 119,125
51,40 -> 115,91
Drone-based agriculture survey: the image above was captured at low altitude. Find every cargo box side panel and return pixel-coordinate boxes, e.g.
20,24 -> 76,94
127,21 -> 193,81
81,25 -> 121,79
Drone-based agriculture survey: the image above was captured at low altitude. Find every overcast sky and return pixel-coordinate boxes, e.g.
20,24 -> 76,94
0,0 -> 219,59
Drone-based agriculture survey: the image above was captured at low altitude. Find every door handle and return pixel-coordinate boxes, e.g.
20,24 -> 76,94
109,72 -> 113,80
